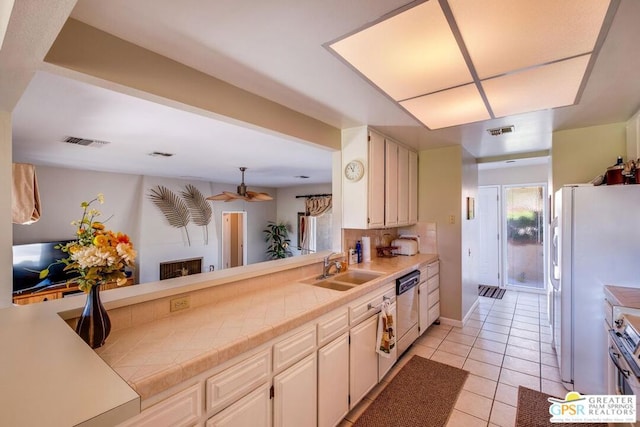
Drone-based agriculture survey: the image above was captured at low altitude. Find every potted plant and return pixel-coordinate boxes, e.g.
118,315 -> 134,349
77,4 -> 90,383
263,221 -> 293,259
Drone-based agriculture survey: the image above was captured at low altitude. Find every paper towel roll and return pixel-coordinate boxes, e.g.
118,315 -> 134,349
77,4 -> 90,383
362,236 -> 371,262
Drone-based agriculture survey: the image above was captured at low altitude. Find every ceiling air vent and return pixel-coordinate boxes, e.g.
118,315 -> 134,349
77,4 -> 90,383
486,125 -> 515,136
63,136 -> 111,147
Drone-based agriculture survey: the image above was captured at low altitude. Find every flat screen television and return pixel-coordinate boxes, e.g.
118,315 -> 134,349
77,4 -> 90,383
12,240 -> 80,295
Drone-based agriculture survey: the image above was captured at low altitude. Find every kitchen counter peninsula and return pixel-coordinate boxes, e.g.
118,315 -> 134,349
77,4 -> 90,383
0,251 -> 437,427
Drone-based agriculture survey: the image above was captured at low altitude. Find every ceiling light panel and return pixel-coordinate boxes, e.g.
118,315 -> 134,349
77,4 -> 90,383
400,84 -> 490,130
482,55 -> 591,118
449,0 -> 611,79
330,1 -> 472,101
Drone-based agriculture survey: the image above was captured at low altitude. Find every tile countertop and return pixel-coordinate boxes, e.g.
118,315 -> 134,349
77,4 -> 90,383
0,252 -> 437,427
604,285 -> 640,309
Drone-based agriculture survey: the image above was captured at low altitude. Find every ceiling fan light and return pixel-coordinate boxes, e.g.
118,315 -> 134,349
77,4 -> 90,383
207,167 -> 273,202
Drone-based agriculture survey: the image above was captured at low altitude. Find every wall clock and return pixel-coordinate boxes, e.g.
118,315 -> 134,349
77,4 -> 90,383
344,160 -> 365,182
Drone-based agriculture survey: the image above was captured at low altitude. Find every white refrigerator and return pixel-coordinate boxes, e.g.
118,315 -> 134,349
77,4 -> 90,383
550,184 -> 640,394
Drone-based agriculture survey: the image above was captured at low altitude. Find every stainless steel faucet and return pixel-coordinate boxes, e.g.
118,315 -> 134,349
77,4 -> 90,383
320,252 -> 342,279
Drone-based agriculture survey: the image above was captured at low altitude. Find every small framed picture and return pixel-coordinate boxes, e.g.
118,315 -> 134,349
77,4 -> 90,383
467,197 -> 475,220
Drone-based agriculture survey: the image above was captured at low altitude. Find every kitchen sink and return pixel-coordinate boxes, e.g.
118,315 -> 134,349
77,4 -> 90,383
300,270 -> 383,291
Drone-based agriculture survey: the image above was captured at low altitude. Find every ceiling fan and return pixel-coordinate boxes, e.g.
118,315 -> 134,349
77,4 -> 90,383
207,167 -> 273,202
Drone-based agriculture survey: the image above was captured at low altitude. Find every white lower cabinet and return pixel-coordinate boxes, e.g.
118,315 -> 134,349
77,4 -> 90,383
418,280 -> 429,336
273,353 -> 317,427
119,383 -> 202,427
419,261 -> 440,335
349,314 -> 379,407
318,332 -> 349,427
206,384 -> 271,427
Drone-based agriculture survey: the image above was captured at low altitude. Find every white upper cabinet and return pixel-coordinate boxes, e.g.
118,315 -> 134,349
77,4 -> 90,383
342,126 -> 417,229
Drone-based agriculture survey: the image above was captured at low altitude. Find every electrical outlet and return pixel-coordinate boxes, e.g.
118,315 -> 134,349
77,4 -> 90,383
170,296 -> 190,312
448,215 -> 455,224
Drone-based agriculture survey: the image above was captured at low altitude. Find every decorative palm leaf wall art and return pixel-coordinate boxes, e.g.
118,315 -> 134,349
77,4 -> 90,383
180,184 -> 213,245
148,185 -> 192,246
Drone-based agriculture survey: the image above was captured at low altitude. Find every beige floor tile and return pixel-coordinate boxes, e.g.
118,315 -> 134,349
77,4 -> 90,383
540,333 -> 552,344
484,316 -> 512,327
438,340 -> 472,358
454,389 -> 493,420
446,331 -> 478,346
513,314 -> 539,325
466,319 -> 484,329
541,379 -> 570,398
511,320 -> 540,332
507,336 -> 539,351
430,349 -> 466,368
474,338 -> 507,354
481,322 -> 511,335
499,368 -> 540,390
463,358 -> 501,381
504,345 -> 539,363
489,401 -> 517,427
540,342 -> 555,354
344,395 -> 372,422
540,352 -> 558,367
487,311 -> 513,320
478,330 -> 509,344
463,374 -> 498,399
408,343 -> 436,359
494,383 -> 519,407
491,305 -> 515,314
468,347 -> 504,367
416,333 -> 444,349
515,309 -> 539,319
453,325 -> 482,337
502,355 -> 540,377
426,325 -> 452,339
446,409 -> 488,427
541,364 -> 562,382
470,313 -> 488,322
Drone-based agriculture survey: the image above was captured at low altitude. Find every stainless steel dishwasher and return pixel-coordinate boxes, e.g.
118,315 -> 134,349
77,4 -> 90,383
395,270 -> 420,355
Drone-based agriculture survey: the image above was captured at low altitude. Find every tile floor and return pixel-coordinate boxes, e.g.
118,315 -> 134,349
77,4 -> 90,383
339,290 -> 570,427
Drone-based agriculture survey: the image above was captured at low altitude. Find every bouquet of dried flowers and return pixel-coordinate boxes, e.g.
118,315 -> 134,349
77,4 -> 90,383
40,194 -> 136,292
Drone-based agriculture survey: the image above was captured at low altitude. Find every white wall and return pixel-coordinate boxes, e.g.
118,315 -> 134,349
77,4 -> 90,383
478,162 -> 549,186
461,148 -> 479,319
12,166 -> 277,284
1,112 -> 12,308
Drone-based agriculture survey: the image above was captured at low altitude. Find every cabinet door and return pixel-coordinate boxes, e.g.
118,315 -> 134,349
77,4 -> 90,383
273,353 -> 317,427
349,315 -> 378,407
418,282 -> 429,336
378,303 -> 397,381
206,385 -> 271,427
318,333 -> 349,427
368,131 -> 385,228
384,139 -> 398,227
119,383 -> 201,427
408,150 -> 418,225
397,145 -> 410,226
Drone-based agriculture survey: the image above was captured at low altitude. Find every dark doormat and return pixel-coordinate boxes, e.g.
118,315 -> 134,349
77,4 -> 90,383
478,285 -> 506,299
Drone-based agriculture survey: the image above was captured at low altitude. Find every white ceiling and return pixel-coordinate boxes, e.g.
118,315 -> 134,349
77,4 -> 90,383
9,0 -> 640,186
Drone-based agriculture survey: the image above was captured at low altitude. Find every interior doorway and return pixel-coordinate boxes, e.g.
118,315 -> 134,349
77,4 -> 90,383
478,186 -> 501,287
221,211 -> 247,269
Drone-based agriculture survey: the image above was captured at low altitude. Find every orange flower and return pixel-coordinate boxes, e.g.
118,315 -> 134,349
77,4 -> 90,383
93,234 -> 109,247
115,232 -> 131,245
91,222 -> 105,230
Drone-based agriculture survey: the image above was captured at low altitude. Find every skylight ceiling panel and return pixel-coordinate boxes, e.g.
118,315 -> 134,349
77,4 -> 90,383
330,1 -> 472,101
449,0 -> 611,79
400,83 -> 490,130
482,55 -> 591,118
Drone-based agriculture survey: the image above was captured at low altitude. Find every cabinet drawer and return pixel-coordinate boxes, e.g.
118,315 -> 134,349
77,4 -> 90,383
206,384 -> 271,427
206,350 -> 270,413
121,383 -> 201,427
428,304 -> 440,325
428,288 -> 439,308
349,285 -> 395,325
426,261 -> 439,279
273,325 -> 316,373
426,275 -> 439,293
317,308 -> 349,347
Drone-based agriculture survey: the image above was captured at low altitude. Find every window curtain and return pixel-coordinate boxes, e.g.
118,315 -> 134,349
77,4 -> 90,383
301,196 -> 332,254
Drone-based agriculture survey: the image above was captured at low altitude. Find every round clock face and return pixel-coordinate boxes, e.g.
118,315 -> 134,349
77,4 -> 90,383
344,160 -> 364,181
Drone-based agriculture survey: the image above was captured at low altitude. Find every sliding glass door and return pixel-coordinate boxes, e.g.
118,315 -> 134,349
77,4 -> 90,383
503,185 -> 546,290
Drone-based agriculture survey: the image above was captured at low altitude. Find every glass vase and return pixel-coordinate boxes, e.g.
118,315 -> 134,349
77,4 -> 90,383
75,282 -> 111,349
